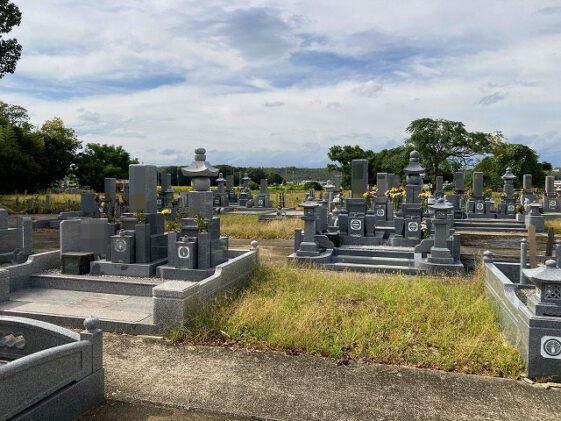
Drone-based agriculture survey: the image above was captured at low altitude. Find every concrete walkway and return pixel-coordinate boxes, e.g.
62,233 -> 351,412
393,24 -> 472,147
90,333 -> 561,421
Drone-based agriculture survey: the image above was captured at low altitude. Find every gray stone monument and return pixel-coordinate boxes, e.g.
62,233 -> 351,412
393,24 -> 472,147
521,174 -> 538,205
497,167 -> 517,218
466,171 -> 496,218
350,159 -> 368,198
525,202 -> 545,232
238,173 -> 253,207
255,179 -> 271,208
157,147 -> 229,280
543,175 -> 560,213
88,164 -> 168,276
129,164 -> 157,213
446,171 -> 466,219
390,150 -> 426,246
213,172 -> 229,207
0,207 -> 33,264
373,172 -> 394,224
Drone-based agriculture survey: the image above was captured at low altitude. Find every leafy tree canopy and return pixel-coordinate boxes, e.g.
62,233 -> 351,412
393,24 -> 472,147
405,118 -> 504,183
471,143 -> 551,189
0,0 -> 22,78
73,143 -> 138,191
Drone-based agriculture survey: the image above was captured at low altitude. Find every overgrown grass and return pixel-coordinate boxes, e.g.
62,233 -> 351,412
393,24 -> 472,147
546,220 -> 561,234
0,193 -> 81,214
171,263 -> 525,378
220,214 -> 302,239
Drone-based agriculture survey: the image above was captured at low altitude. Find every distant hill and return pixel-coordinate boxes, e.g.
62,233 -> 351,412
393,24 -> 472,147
262,167 -> 341,184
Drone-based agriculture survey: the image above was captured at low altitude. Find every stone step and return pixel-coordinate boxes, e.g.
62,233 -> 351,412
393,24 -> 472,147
0,309 -> 158,335
324,262 -> 421,275
455,220 -> 525,227
333,248 -> 414,259
29,273 -> 160,297
454,225 -> 527,232
0,287 -> 158,335
332,255 -> 414,267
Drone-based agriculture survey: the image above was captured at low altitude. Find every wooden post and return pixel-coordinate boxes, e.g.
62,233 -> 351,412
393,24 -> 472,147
546,227 -> 555,256
528,224 -> 538,269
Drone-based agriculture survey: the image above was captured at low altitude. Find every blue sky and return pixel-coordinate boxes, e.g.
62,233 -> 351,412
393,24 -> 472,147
2,1 -> 561,167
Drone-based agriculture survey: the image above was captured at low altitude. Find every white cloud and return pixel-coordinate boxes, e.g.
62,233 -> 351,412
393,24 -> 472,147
1,0 -> 560,166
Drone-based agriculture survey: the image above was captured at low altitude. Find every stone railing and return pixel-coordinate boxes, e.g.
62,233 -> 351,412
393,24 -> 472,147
0,316 -> 104,420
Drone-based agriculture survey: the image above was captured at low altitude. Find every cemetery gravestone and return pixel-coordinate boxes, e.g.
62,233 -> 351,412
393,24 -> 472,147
543,176 -> 560,212
351,159 -> 368,198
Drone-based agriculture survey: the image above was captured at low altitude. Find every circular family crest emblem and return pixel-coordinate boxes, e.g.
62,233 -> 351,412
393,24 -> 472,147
407,222 -> 419,232
476,202 -> 484,211
376,209 -> 385,217
177,246 -> 190,259
550,200 -> 557,209
114,238 -> 127,253
350,219 -> 362,230
544,338 -> 561,357
507,205 -> 515,212
258,200 -> 263,206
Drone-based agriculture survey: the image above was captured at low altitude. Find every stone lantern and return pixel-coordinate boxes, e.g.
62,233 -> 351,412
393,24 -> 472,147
214,172 -> 229,207
403,150 -> 424,206
296,200 -> 321,256
181,147 -> 218,219
524,260 -> 561,317
239,173 -> 253,207
428,197 -> 454,264
324,180 -> 335,212
501,167 -> 517,215
526,202 -> 545,232
242,173 -> 251,191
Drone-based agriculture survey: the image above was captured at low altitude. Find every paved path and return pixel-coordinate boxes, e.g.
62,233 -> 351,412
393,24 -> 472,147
94,333 -> 561,421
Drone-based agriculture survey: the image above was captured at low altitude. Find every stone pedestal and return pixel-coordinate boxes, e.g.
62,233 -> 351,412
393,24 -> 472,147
526,202 -> 545,232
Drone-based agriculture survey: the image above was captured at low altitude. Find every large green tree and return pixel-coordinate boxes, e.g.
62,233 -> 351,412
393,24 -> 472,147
41,117 -> 82,184
472,143 -> 551,189
74,143 -> 138,191
327,145 -> 374,188
0,0 -> 22,78
405,118 -> 503,183
327,144 -> 412,188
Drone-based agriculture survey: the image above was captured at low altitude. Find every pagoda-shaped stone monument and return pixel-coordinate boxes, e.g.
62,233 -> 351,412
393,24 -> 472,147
238,173 -> 253,207
390,150 -> 426,246
213,172 -> 229,207
497,167 -> 517,218
157,148 -> 229,280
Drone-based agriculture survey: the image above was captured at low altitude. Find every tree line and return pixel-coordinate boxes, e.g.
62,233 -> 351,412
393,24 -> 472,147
0,101 -> 138,193
328,118 -> 552,190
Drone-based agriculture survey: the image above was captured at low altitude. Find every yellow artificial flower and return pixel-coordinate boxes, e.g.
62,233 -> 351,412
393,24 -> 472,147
162,208 -> 170,215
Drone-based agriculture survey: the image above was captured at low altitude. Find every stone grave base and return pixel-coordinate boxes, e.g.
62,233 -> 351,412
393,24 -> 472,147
0,249 -> 258,334
339,234 -> 384,246
289,246 -> 420,274
389,235 -> 423,247
155,266 -> 216,281
466,212 -> 497,219
90,258 -> 168,277
454,218 -> 526,232
485,259 -> 561,379
544,212 -> 561,221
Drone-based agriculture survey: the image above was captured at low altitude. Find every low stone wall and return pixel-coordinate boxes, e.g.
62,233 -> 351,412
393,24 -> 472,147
0,315 -> 104,420
485,261 -> 561,378
3,251 -> 60,292
152,248 -> 258,330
